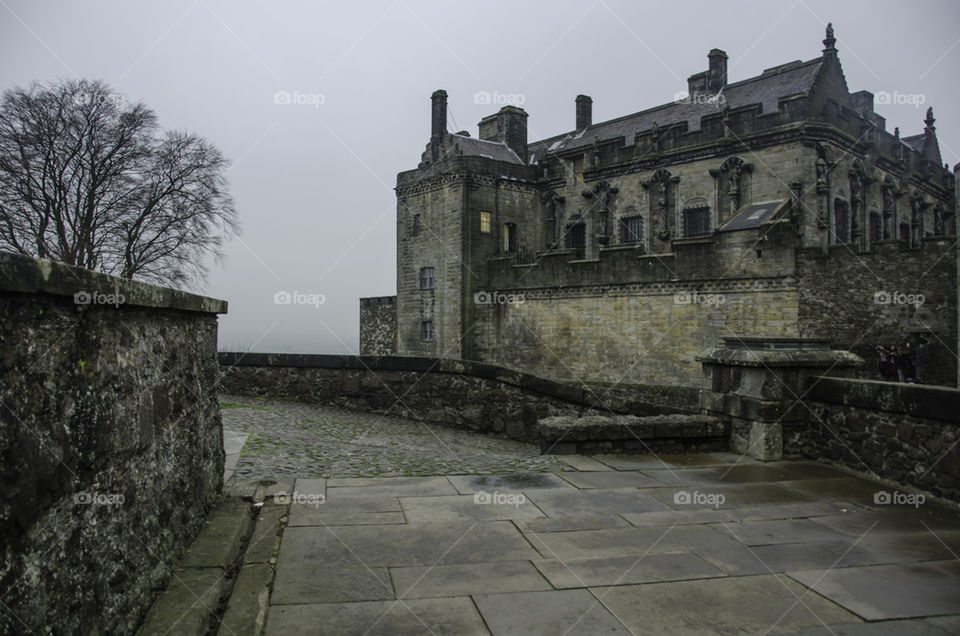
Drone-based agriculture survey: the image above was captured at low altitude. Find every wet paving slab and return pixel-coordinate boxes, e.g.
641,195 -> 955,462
210,398 -> 960,635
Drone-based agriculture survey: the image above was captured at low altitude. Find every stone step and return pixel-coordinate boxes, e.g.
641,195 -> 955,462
537,414 -> 729,455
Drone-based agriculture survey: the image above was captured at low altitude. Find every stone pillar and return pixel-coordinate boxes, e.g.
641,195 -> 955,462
697,336 -> 862,461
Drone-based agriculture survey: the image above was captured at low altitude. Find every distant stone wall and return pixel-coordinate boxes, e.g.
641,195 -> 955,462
796,239 -> 957,387
359,295 -> 397,355
800,376 -> 960,501
472,277 -> 800,388
218,353 -> 686,442
0,252 -> 226,634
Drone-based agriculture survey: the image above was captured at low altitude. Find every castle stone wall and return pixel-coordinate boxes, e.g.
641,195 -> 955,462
0,252 -> 226,634
473,280 -> 800,387
796,238 -> 957,386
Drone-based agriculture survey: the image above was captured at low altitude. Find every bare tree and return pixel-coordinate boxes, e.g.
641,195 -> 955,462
0,78 -> 238,287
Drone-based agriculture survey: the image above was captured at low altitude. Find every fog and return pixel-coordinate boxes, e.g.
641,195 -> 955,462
2,0 -> 957,353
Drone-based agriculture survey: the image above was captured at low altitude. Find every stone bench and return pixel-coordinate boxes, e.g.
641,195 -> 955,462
537,414 -> 729,455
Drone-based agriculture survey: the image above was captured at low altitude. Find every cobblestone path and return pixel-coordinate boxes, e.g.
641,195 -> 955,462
219,394 -> 565,478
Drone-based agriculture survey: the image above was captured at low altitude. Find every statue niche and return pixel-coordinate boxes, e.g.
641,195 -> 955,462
642,169 -> 676,243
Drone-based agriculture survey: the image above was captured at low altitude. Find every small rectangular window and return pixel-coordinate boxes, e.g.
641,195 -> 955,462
682,207 -> 711,237
503,223 -> 517,253
619,215 -> 644,244
419,267 -> 434,290
421,320 -> 433,341
480,211 -> 492,233
411,213 -> 420,236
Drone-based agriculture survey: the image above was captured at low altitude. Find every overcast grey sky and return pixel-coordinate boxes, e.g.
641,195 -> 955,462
2,0 -> 958,354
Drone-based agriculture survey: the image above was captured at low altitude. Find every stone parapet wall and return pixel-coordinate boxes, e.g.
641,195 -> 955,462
799,376 -> 960,501
218,353 -> 687,442
0,251 -> 226,634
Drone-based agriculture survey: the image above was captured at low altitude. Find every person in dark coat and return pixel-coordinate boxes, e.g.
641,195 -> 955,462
876,345 -> 890,380
885,345 -> 898,380
903,341 -> 917,382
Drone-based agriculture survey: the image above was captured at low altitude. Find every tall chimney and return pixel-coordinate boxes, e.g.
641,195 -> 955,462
430,89 -> 447,161
707,49 -> 727,92
576,94 -> 592,131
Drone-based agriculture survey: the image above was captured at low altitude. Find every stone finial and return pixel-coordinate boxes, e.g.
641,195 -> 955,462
823,22 -> 837,54
925,107 -> 935,128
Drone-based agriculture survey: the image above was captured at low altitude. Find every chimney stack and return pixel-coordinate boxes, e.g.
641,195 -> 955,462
430,89 -> 447,161
707,49 -> 727,92
478,106 -> 528,162
576,94 -> 592,130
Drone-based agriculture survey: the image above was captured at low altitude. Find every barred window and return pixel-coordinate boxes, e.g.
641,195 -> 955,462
419,267 -> 434,290
421,320 -> 433,341
619,215 -> 644,244
564,222 -> 586,259
683,206 -> 711,237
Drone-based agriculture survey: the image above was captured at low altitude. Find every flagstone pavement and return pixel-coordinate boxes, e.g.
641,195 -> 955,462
138,396 -> 960,635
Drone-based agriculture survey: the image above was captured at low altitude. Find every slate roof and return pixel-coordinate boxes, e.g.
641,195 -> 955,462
528,58 -> 824,162
901,134 -> 926,152
448,134 -> 524,165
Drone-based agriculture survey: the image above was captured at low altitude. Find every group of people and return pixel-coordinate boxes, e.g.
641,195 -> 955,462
876,342 -> 918,383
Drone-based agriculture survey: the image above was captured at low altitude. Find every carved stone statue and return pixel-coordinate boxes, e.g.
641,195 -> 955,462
656,180 -> 669,240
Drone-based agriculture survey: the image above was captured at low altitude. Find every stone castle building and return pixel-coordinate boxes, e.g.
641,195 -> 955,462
361,25 -> 958,388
